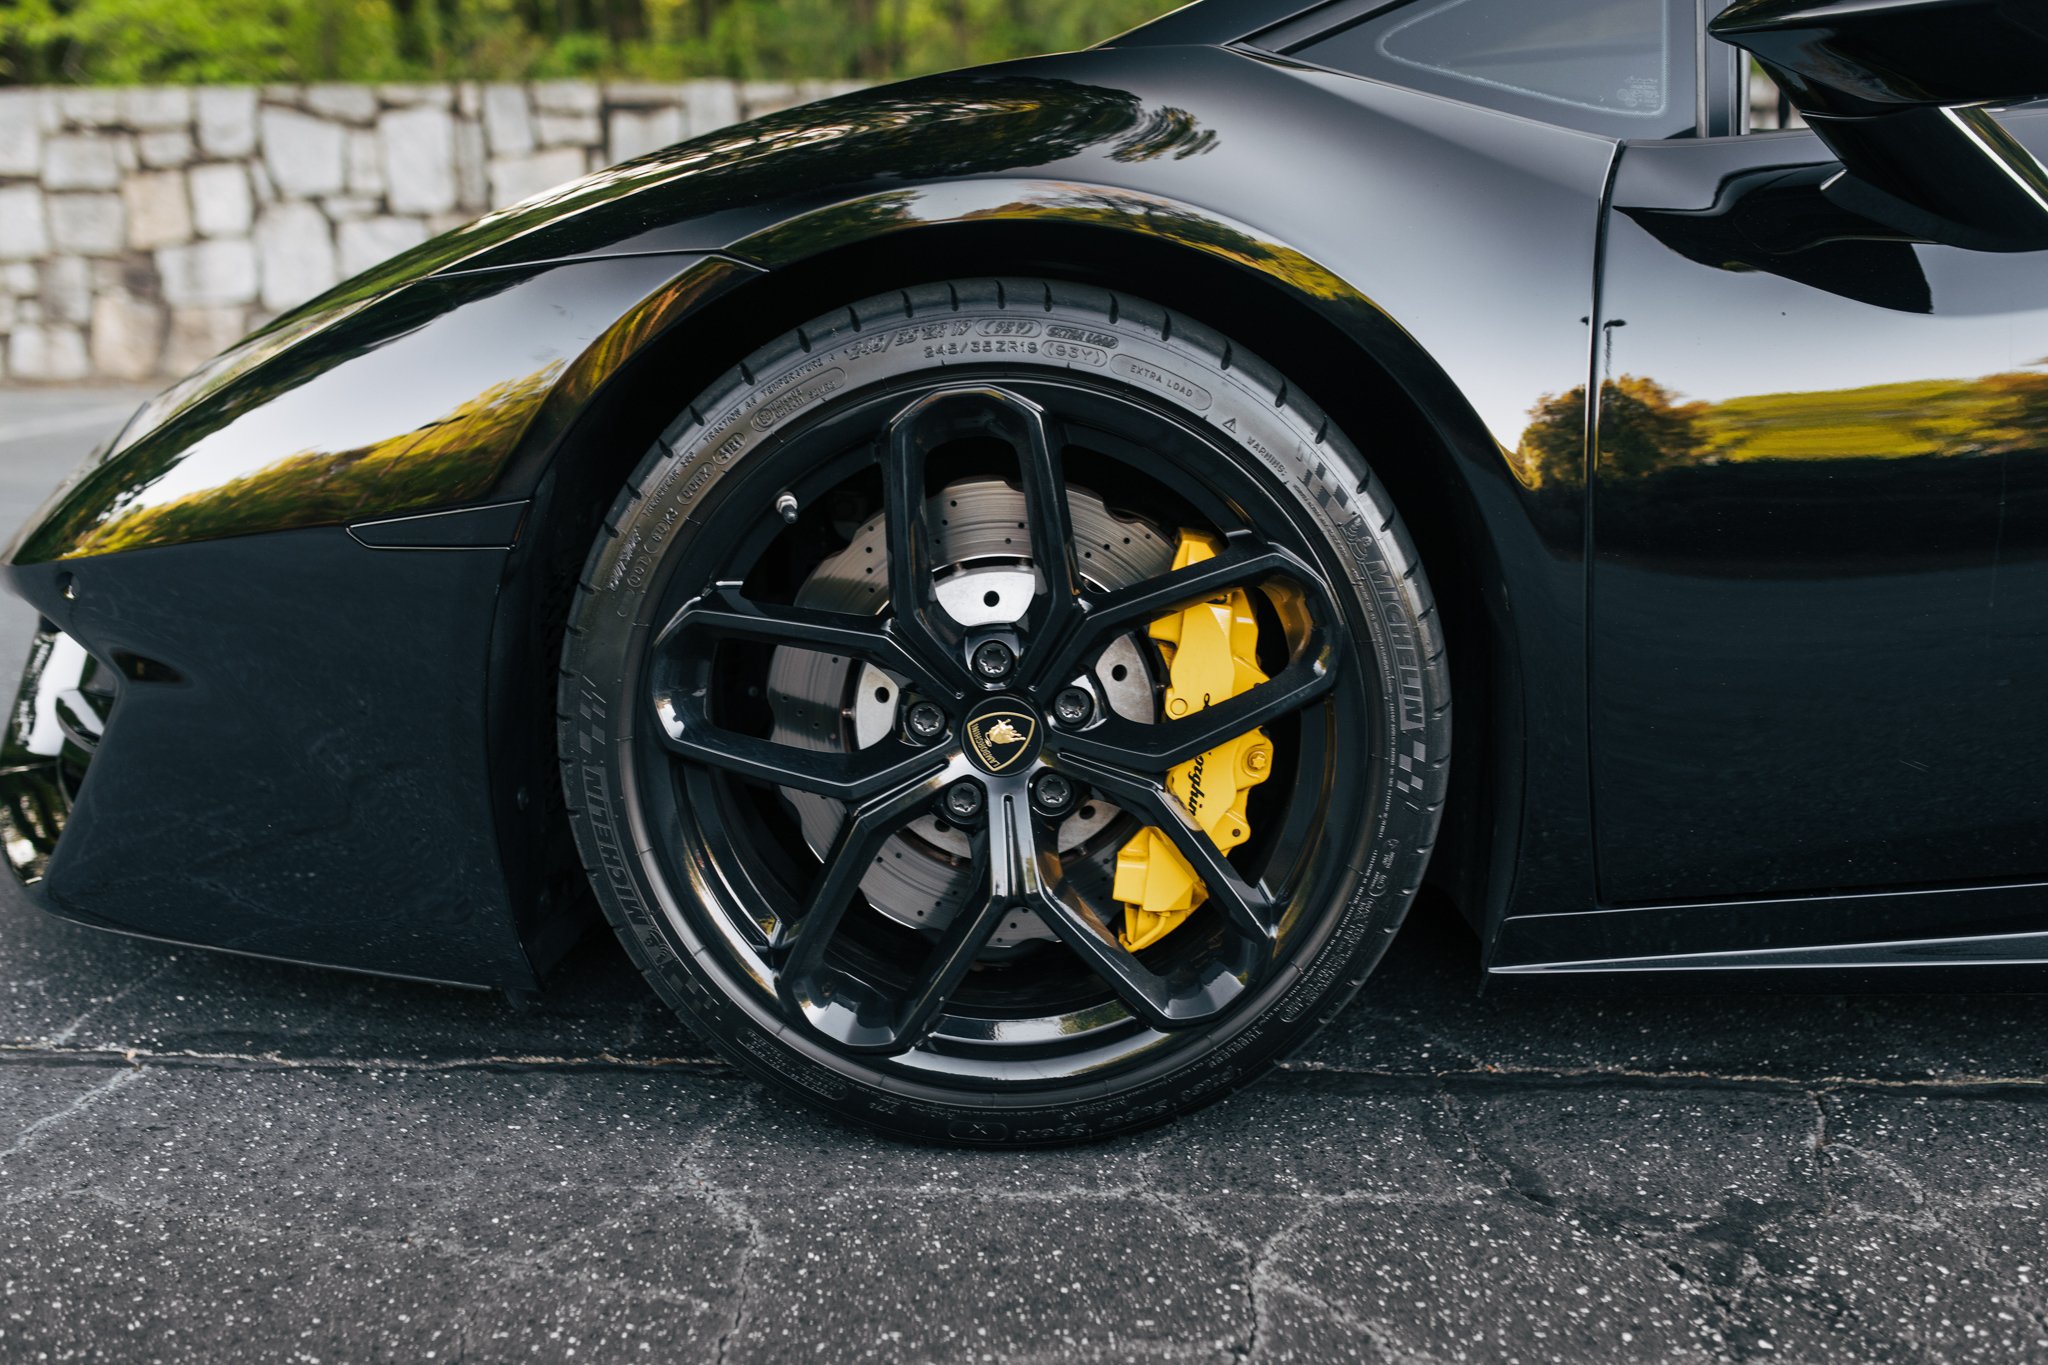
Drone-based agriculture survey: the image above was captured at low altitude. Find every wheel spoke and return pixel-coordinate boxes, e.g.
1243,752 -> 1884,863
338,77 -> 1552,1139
882,808 -> 1023,1050
656,702 -> 946,801
656,583 -> 947,695
883,888 -> 1011,1052
880,393 -> 976,694
777,770 -> 951,984
1055,642 -> 1341,773
882,386 -> 1087,686
831,790 -> 1045,1054
1034,882 -> 1247,1029
1041,535 -> 1308,684
996,392 -> 1082,649
1035,883 -> 1177,1025
1057,755 -> 1278,947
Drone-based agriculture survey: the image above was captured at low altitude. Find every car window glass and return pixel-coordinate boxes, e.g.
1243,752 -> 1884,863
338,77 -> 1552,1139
1379,0 -> 1666,116
1288,0 -> 1692,139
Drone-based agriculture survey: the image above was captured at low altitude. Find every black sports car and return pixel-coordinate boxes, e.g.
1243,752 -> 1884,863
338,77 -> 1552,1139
6,0 -> 2045,1143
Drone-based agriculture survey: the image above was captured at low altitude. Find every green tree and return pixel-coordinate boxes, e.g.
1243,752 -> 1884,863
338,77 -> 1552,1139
0,0 -> 1181,84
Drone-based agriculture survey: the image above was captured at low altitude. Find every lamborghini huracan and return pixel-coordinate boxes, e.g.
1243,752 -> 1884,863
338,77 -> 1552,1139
6,0 -> 2046,1142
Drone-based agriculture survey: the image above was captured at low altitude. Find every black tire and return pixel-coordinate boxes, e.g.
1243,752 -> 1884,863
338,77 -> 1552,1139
558,278 -> 1449,1144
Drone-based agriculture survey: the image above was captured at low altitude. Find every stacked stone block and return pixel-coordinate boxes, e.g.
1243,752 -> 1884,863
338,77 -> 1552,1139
0,79 -> 861,383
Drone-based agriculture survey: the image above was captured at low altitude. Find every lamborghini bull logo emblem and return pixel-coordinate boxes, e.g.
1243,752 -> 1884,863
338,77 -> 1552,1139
965,710 -> 1037,773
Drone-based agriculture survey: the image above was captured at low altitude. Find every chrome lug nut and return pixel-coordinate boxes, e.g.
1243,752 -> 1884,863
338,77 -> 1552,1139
1031,771 -> 1078,817
1051,686 -> 1094,727
904,700 -> 946,743
943,779 -> 985,821
971,640 -> 1015,682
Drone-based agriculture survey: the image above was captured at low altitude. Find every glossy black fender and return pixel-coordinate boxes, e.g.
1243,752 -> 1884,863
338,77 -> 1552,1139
4,39 -> 1612,984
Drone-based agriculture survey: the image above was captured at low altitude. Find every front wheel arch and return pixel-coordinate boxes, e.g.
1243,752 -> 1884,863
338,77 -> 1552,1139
494,220 -> 1511,981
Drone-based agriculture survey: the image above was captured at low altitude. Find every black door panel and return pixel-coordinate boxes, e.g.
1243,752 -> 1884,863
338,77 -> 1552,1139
1590,121 -> 2048,903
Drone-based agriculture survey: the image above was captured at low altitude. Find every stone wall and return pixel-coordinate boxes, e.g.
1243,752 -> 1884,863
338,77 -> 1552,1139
0,80 -> 862,384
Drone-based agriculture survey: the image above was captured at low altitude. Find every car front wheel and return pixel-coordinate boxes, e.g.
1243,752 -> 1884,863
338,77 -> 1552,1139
559,277 -> 1449,1143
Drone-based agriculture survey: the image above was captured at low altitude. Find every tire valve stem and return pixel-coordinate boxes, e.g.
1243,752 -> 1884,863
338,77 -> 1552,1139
775,492 -> 800,524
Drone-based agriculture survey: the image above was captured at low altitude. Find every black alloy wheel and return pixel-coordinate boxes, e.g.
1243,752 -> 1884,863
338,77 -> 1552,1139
560,278 -> 1450,1144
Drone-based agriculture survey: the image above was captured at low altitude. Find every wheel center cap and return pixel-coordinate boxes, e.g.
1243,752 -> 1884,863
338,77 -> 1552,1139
962,697 -> 1042,775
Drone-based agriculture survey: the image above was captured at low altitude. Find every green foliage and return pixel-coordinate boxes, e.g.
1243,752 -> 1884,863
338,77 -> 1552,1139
0,0 -> 398,83
0,0 -> 1181,85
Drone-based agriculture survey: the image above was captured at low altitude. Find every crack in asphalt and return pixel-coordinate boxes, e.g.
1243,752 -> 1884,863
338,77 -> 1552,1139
7,1041 -> 2046,1363
39,958 -> 176,1047
1816,1095 -> 2048,1354
680,1110 -> 768,1365
1421,1083 -> 2028,1365
0,1067 -> 136,1161
1131,1184 -> 1261,1361
1083,1175 -> 1453,1365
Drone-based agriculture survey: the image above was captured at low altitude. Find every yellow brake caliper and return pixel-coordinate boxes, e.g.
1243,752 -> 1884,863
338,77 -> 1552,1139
1111,530 -> 1273,951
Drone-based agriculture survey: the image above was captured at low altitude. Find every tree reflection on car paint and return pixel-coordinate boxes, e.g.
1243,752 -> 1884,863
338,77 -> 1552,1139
1512,366 -> 2048,490
62,366 -> 563,559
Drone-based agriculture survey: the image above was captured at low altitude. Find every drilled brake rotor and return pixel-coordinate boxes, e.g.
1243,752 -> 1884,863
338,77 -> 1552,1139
766,477 -> 1172,946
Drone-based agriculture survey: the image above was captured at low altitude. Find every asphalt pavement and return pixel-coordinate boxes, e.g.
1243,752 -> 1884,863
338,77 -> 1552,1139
4,386 -> 2048,1364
